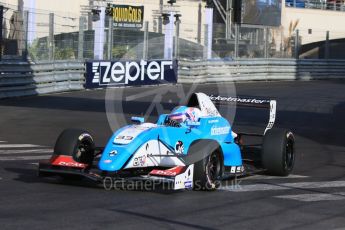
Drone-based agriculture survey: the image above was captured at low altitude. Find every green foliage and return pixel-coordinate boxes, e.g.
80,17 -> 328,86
28,39 -> 76,61
54,48 -> 75,60
112,45 -> 137,59
29,38 -> 137,61
28,39 -> 49,61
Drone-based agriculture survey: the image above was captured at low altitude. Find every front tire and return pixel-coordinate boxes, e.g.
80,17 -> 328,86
262,129 -> 295,176
54,129 -> 95,166
191,141 -> 223,191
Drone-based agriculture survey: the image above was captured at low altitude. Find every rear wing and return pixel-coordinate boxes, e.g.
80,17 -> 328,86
209,95 -> 276,136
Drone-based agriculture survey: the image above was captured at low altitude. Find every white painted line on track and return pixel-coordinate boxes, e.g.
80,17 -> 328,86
275,193 -> 345,202
0,155 -> 51,161
0,149 -> 53,155
0,141 -> 7,143
243,174 -> 309,181
0,144 -> 44,148
221,181 -> 345,192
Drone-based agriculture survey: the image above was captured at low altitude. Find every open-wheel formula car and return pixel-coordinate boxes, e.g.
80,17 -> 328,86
38,92 -> 295,191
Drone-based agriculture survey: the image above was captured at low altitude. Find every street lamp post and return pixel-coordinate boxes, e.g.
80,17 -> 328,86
24,0 -> 36,45
226,0 -> 232,40
163,12 -> 181,60
93,7 -> 105,60
0,5 -> 3,61
163,13 -> 175,59
205,3 -> 214,60
174,14 -> 181,60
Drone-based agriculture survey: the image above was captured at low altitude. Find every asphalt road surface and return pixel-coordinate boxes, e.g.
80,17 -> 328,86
0,80 -> 345,230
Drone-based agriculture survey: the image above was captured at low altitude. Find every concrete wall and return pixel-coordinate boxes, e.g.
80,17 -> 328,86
282,5 -> 345,45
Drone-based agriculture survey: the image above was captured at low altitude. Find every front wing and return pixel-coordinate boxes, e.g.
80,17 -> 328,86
38,159 -> 194,190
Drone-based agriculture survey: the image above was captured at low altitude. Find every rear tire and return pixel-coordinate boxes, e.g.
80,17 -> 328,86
54,129 -> 95,166
262,129 -> 295,176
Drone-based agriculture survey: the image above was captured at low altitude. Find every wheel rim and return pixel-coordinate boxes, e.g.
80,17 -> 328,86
75,140 -> 93,162
206,152 -> 221,183
284,139 -> 294,171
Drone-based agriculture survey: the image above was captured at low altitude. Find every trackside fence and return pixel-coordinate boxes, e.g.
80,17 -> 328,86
0,61 -> 84,98
179,59 -> 345,83
1,59 -> 345,99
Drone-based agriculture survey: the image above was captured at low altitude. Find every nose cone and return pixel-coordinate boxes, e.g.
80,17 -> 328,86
99,154 -> 118,171
99,148 -> 131,172
98,123 -> 158,172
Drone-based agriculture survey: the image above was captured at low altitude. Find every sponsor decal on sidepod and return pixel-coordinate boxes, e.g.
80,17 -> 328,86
211,126 -> 230,136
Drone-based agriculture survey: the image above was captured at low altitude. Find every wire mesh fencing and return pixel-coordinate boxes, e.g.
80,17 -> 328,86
1,1 -> 344,62
1,2 -> 79,62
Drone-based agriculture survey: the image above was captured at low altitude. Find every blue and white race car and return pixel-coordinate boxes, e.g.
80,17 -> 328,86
38,93 -> 295,190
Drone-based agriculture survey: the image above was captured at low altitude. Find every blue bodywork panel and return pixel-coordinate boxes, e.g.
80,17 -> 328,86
99,114 -> 243,172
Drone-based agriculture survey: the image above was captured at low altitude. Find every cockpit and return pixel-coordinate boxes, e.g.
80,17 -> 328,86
163,92 -> 221,127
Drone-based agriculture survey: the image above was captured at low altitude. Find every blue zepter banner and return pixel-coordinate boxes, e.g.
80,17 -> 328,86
85,60 -> 178,89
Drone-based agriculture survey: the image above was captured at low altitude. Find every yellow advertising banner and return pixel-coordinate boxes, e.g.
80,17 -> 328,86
112,5 -> 144,28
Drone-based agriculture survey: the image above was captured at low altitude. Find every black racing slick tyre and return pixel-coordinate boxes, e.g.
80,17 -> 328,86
190,140 -> 223,191
262,129 -> 295,176
54,129 -> 95,166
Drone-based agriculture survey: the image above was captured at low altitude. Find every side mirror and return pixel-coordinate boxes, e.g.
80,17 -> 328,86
131,117 -> 145,124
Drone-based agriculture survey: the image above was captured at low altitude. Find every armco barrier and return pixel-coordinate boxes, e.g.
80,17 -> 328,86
0,60 -> 85,99
1,59 -> 345,99
178,59 -> 345,84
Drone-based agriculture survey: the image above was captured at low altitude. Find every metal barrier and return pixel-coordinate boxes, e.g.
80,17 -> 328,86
0,60 -> 84,99
1,59 -> 345,99
178,59 -> 345,83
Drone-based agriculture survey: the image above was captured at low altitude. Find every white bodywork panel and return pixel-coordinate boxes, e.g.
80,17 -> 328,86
195,93 -> 221,117
148,165 -> 195,190
264,100 -> 277,134
173,165 -> 194,190
124,140 -> 185,169
114,123 -> 157,145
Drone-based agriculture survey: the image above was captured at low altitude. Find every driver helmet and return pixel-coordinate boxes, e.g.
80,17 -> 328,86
169,106 -> 202,123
